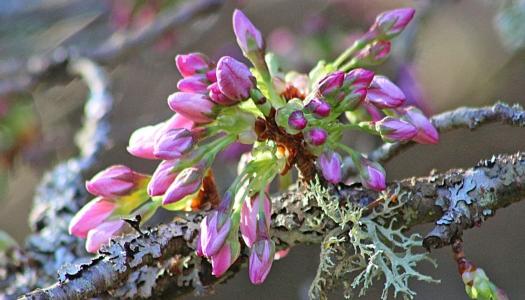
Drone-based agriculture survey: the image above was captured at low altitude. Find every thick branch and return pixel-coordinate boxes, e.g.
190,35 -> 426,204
0,0 -> 224,96
368,102 -> 525,162
21,152 -> 525,299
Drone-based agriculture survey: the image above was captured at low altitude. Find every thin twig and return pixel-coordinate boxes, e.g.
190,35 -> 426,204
368,102 -> 525,163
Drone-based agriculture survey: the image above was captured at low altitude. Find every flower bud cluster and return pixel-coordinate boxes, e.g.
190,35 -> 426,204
69,7 -> 439,286
69,165 -> 150,252
341,8 -> 415,69
197,190 -> 274,283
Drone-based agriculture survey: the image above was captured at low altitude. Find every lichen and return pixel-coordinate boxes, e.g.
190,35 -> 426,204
308,178 -> 439,300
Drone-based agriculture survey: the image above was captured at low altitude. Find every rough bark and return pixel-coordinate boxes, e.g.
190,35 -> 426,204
20,151 -> 525,300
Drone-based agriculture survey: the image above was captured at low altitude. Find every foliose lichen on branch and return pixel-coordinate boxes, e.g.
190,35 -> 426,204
308,178 -> 438,299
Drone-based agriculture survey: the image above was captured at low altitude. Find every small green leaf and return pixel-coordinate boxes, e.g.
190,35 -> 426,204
265,52 -> 281,77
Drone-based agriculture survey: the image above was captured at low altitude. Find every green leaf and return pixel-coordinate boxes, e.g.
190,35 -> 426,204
252,67 -> 271,100
265,52 -> 281,77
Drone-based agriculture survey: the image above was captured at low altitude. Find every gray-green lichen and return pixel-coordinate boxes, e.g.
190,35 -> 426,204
308,178 -> 438,300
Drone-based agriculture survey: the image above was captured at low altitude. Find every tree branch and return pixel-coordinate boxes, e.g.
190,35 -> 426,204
0,58 -> 113,298
21,151 -> 525,299
0,0 -> 225,96
368,102 -> 525,163
1,2 -> 224,297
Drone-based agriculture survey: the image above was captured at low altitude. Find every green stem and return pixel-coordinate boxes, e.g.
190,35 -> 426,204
334,39 -> 366,68
336,143 -> 360,160
232,180 -> 250,212
263,75 -> 285,109
337,122 -> 377,135
250,88 -> 271,116
340,59 -> 359,72
251,55 -> 285,109
205,134 -> 237,158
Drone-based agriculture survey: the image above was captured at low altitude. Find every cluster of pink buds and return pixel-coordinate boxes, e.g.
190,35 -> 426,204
69,165 -> 151,252
69,6 -> 440,285
304,7 -> 438,189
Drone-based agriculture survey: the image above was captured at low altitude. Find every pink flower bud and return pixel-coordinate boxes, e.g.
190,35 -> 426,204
363,102 -> 384,122
175,53 -> 211,77
396,64 -> 432,115
208,82 -> 236,106
200,212 -> 232,257
339,87 -> 367,111
216,56 -> 254,101
232,9 -> 264,54
147,160 -> 179,196
402,106 -> 439,144
127,123 -> 164,159
359,158 -> 386,191
153,128 -> 194,160
366,75 -> 406,108
210,237 -> 241,277
85,220 -> 125,253
306,98 -> 331,118
200,192 -> 233,257
288,110 -> 307,130
376,117 -> 418,142
69,197 -> 115,238
344,68 -> 375,90
177,75 -> 209,94
318,71 -> 344,97
219,142 -> 252,161
249,236 -> 275,285
85,165 -> 147,198
240,194 -> 271,248
354,40 -> 391,65
305,128 -> 328,146
167,92 -> 217,124
206,69 -> 217,83
164,113 -> 195,131
370,8 -> 416,39
318,151 -> 343,184
162,165 -> 205,205
127,115 -> 195,160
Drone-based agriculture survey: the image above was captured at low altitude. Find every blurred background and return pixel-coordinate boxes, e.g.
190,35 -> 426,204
1,0 -> 525,299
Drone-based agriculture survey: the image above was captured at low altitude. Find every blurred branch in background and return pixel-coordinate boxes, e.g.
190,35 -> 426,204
0,0 -> 225,197
0,0 -> 225,96
0,58 -> 113,297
